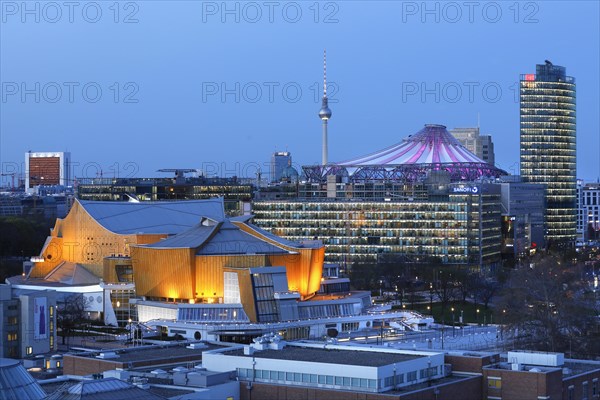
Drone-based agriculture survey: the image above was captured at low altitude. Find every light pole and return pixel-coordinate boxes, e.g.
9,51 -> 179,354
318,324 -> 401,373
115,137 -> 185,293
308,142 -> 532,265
429,282 -> 433,312
477,309 -> 480,326
128,318 -> 132,343
451,307 -> 455,337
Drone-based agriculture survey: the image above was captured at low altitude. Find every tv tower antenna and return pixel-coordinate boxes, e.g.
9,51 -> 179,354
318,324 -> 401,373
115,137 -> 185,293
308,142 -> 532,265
318,49 -> 332,166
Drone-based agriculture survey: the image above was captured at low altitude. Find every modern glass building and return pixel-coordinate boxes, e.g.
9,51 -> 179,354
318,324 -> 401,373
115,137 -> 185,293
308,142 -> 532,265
76,176 -> 253,215
253,182 -> 502,268
270,152 -> 292,183
577,181 -> 600,243
520,61 -> 576,246
254,125 -> 504,269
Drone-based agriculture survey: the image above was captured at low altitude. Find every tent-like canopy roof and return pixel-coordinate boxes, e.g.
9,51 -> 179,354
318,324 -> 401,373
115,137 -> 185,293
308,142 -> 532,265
303,124 -> 506,183
337,124 -> 486,166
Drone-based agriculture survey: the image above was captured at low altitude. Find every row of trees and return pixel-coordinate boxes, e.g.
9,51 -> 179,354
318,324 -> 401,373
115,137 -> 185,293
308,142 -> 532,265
0,216 -> 51,257
0,215 -> 52,281
349,255 -> 503,309
349,251 -> 600,358
497,255 -> 600,356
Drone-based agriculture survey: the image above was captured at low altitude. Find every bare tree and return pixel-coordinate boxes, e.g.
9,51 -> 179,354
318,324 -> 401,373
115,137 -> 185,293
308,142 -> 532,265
497,254 -> 599,357
429,267 -> 458,321
474,277 -> 501,310
454,268 -> 478,304
57,294 -> 89,345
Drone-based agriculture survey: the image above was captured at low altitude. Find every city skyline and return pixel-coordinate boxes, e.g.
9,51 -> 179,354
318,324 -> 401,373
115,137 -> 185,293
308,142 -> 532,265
1,1 -> 599,182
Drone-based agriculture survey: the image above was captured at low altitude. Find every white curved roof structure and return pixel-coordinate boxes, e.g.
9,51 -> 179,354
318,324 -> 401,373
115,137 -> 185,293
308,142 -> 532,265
303,124 -> 506,183
338,124 -> 486,166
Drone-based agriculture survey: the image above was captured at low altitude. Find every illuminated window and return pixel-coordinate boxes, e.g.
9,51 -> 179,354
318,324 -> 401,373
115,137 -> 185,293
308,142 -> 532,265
50,335 -> 54,348
26,346 -> 33,355
7,332 -> 18,341
488,377 -> 501,389
49,306 -> 54,317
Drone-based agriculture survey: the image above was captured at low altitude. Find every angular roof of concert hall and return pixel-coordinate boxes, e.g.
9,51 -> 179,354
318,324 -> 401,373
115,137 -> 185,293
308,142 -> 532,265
303,124 -> 506,182
78,198 -> 226,234
31,198 -> 325,302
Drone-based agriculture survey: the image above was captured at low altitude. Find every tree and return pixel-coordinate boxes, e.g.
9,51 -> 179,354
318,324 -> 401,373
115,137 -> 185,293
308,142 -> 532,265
497,254 -> 599,357
57,294 -> 90,345
473,276 -> 502,310
348,262 -> 377,291
428,266 -> 458,319
454,267 -> 478,304
0,216 -> 51,257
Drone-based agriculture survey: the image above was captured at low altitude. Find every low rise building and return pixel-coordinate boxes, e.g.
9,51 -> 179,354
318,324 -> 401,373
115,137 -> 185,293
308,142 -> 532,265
0,284 -> 58,359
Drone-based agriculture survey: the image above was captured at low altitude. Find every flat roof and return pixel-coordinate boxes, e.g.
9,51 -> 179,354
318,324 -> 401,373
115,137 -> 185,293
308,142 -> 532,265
227,346 -> 423,367
67,343 -> 225,364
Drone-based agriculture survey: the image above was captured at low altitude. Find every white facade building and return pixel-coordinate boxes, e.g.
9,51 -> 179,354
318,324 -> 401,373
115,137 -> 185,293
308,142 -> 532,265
202,339 -> 444,393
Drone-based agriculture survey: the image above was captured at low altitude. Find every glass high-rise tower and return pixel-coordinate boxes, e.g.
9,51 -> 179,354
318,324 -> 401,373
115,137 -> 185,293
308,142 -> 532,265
520,61 -> 576,247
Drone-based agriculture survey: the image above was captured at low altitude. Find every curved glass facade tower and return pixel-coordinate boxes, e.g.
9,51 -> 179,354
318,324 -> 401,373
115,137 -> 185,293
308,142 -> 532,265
520,62 -> 576,246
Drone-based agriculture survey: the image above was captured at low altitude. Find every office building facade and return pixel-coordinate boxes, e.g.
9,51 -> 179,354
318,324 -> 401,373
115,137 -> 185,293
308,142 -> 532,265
76,176 -> 253,216
520,62 -> 576,246
255,125 -> 504,268
25,152 -> 71,193
253,182 -> 502,268
577,181 -> 600,243
499,179 -> 546,258
270,152 -> 292,183
450,127 -> 496,166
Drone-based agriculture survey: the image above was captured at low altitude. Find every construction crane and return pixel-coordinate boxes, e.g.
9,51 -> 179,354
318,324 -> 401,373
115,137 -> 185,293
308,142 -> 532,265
0,173 -> 17,191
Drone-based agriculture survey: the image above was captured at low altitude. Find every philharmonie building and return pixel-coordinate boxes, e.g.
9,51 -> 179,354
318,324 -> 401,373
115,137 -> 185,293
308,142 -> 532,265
9,197 -> 432,341
253,124 -> 508,268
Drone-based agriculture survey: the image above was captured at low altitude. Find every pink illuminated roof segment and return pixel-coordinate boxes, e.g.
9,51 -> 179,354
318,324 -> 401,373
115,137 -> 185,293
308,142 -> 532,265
337,124 -> 486,166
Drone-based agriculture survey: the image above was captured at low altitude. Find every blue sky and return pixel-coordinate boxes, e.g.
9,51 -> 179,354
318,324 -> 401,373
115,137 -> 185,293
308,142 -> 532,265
1,1 -> 599,182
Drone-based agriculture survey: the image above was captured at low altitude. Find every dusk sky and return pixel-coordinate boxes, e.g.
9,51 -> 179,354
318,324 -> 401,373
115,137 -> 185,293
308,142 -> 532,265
1,1 -> 599,183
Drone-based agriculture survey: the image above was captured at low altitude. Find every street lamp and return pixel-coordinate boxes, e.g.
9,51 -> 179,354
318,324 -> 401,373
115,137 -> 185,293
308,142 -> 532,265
451,307 -> 455,337
429,282 -> 433,312
477,309 -> 480,325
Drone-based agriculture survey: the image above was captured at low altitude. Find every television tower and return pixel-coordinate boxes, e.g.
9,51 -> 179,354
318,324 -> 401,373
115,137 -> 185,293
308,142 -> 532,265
318,50 -> 332,165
